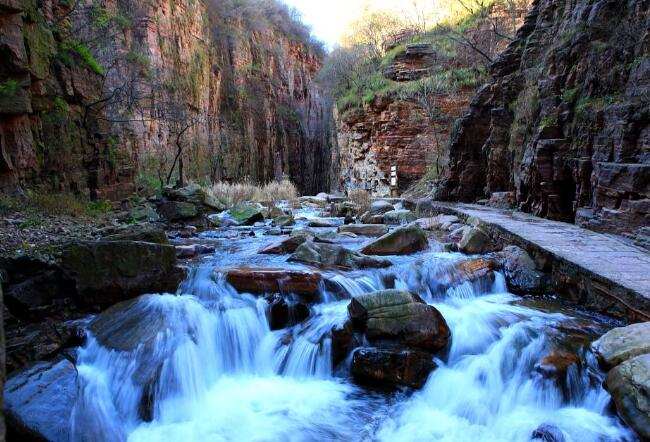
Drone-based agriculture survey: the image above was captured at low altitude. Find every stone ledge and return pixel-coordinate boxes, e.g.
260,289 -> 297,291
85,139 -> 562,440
415,201 -> 650,322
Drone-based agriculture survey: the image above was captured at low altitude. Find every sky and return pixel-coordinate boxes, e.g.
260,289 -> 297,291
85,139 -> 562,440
281,0 -> 418,48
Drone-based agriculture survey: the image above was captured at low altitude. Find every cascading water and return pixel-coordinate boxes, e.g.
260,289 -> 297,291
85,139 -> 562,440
67,216 -> 635,442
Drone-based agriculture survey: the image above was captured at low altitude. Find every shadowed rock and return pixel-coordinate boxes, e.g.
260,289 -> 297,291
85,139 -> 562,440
289,241 -> 391,270
605,354 -> 650,440
348,290 -> 450,353
224,268 -> 322,300
338,224 -> 389,237
361,224 -> 428,255
351,347 -> 437,389
592,322 -> 650,369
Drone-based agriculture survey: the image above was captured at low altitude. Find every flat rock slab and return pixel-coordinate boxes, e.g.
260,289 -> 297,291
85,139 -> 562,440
421,202 -> 650,321
223,268 -> 321,300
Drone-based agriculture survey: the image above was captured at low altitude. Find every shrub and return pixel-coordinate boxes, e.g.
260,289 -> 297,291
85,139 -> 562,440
211,178 -> 298,206
348,189 -> 371,213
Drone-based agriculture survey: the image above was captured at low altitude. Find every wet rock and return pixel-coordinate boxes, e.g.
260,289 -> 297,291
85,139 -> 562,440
299,196 -> 328,206
331,321 -> 356,366
333,201 -> 358,218
351,347 -> 437,389
1,258 -> 74,320
175,244 -> 215,259
458,227 -> 496,254
308,218 -> 339,228
360,211 -> 386,224
102,224 -> 168,245
495,246 -> 547,295
129,204 -> 161,223
605,354 -> 650,440
224,268 -> 322,300
6,318 -> 86,374
338,224 -> 389,237
272,214 -> 295,227
259,231 -> 315,255
361,224 -> 428,255
534,351 -> 580,379
227,203 -> 265,225
59,241 -> 185,309
265,294 -> 310,330
289,241 -> 391,270
5,358 -> 76,441
383,209 -> 416,225
453,258 -> 497,284
157,201 -> 199,222
348,290 -> 450,353
592,322 -> 650,369
531,424 -> 566,442
370,200 -> 395,215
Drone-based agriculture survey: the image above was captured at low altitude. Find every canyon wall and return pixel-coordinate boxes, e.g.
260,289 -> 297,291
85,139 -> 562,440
436,0 -> 649,244
0,0 -> 333,199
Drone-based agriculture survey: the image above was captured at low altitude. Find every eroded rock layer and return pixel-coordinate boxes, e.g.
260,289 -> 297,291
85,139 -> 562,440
436,0 -> 649,242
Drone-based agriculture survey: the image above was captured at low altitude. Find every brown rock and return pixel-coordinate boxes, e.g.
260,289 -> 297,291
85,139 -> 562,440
351,347 -> 437,389
224,268 -> 321,300
361,224 -> 428,255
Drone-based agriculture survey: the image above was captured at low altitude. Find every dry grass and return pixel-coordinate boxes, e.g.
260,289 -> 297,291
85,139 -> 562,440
348,189 -> 371,213
211,178 -> 298,206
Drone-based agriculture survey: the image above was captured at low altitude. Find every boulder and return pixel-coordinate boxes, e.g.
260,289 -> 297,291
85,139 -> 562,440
370,200 -> 395,215
259,231 -> 315,255
5,359 -> 77,441
351,347 -> 437,389
289,241 -> 391,270
175,244 -> 215,259
592,322 -> 650,369
383,209 -> 416,225
102,224 -> 168,245
360,212 -> 386,224
224,268 -> 322,300
59,241 -> 185,309
129,204 -> 161,223
157,201 -> 199,222
496,246 -> 547,294
227,203 -> 265,225
605,354 -> 650,440
488,191 -> 516,209
348,290 -> 450,353
308,218 -> 339,228
452,258 -> 497,284
333,201 -> 358,218
299,196 -> 328,206
361,224 -> 428,255
5,319 -> 85,374
458,227 -> 496,254
264,294 -> 310,330
331,321 -> 356,366
531,424 -> 566,442
338,224 -> 389,237
415,215 -> 460,231
534,350 -> 580,380
272,214 -> 295,227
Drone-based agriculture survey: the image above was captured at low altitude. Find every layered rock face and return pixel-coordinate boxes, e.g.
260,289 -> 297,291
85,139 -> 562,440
436,0 -> 649,242
0,0 -> 332,198
335,86 -> 472,197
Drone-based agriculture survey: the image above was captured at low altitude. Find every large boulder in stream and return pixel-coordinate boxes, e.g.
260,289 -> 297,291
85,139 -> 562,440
592,322 -> 650,369
370,200 -> 395,215
458,226 -> 497,254
5,358 -> 77,441
348,290 -> 450,353
224,268 -> 322,300
289,241 -> 391,270
157,201 -> 199,222
383,209 -> 416,225
226,203 -> 266,225
605,354 -> 650,440
59,240 -> 185,309
495,246 -> 547,295
338,224 -> 389,237
360,224 -> 428,255
351,347 -> 437,389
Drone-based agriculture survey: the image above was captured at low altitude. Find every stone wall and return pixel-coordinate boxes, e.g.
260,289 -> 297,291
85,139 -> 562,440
0,0 -> 333,198
436,0 -> 649,244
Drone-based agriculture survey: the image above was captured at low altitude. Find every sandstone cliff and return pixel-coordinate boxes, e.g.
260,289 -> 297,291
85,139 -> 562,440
436,0 -> 649,243
0,0 -> 332,198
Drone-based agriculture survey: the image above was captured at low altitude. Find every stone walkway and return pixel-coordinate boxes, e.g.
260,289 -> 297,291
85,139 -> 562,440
423,202 -> 650,322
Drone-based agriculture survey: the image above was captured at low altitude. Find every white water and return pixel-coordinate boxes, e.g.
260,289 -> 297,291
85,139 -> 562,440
70,234 -> 634,442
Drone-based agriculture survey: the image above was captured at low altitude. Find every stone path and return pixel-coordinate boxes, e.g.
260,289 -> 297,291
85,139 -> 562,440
423,202 -> 650,321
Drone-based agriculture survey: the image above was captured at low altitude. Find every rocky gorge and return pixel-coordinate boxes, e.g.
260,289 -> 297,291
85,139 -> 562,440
0,185 -> 648,440
0,0 -> 649,440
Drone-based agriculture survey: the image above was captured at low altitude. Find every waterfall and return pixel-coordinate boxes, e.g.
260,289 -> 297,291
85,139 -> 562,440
67,235 -> 633,442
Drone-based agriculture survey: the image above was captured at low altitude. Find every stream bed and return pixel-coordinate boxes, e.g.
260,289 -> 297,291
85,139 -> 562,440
7,206 -> 638,442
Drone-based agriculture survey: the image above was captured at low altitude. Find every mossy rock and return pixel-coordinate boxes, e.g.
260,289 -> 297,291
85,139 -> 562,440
227,203 -> 265,225
59,241 -> 184,308
157,201 -> 198,222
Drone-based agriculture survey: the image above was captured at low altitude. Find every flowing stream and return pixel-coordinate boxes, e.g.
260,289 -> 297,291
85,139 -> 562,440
68,210 -> 634,442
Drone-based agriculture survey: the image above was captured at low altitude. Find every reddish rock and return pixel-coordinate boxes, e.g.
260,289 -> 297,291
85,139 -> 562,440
224,268 -> 322,300
351,347 -> 437,389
